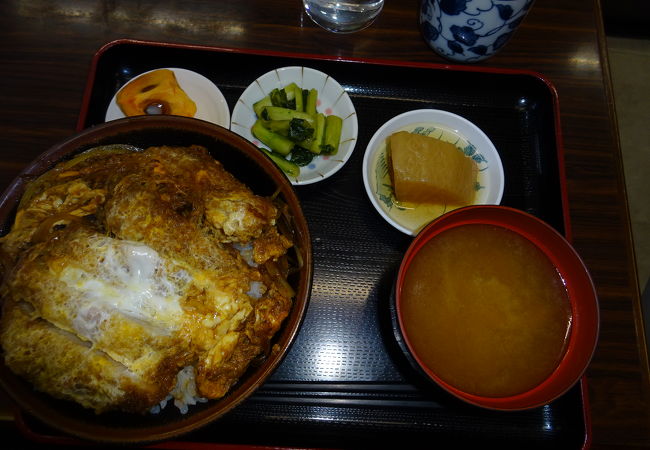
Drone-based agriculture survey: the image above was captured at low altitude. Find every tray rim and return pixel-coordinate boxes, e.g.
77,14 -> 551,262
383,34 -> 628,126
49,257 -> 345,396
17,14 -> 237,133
67,37 -> 586,449
9,380 -> 592,449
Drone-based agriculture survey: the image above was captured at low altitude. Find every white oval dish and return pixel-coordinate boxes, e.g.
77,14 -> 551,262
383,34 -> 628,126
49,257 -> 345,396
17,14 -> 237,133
362,109 -> 505,236
105,68 -> 231,128
230,66 -> 358,185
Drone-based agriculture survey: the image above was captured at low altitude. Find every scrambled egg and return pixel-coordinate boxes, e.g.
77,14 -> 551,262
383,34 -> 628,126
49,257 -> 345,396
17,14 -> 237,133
0,145 -> 294,414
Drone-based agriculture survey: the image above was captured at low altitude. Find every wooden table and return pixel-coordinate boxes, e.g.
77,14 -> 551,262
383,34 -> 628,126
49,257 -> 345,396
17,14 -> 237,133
0,0 -> 647,448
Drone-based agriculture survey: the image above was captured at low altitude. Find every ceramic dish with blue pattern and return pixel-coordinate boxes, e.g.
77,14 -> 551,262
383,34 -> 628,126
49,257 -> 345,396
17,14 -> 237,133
362,109 -> 505,236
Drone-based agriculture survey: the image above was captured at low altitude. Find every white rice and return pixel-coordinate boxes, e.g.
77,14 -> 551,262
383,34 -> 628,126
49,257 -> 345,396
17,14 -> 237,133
247,280 -> 265,299
150,366 -> 207,414
232,242 -> 257,267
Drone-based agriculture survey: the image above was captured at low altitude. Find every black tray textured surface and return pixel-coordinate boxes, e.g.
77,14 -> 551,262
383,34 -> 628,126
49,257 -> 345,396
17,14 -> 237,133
78,41 -> 586,449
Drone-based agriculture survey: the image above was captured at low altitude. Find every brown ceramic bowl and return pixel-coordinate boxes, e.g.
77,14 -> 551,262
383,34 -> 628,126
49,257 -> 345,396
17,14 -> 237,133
0,116 -> 313,443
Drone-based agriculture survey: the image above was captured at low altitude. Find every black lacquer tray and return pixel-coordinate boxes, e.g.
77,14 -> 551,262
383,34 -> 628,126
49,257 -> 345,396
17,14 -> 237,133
60,39 -> 589,448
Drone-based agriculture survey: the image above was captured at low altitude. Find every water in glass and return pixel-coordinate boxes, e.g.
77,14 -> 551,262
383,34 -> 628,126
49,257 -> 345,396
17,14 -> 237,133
303,0 -> 384,33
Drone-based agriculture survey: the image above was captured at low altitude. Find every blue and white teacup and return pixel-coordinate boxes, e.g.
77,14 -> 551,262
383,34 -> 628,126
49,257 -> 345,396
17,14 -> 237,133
420,0 -> 535,63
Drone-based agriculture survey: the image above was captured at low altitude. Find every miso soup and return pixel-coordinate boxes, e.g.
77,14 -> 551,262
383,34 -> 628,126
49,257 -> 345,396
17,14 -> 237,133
400,224 -> 572,398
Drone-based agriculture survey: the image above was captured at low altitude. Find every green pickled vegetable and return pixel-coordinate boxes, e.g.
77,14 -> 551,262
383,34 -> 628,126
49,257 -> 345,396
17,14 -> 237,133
250,82 -> 346,177
260,148 -> 300,177
288,118 -> 315,142
290,146 -> 316,167
269,88 -> 296,109
286,83 -> 303,112
253,95 -> 272,118
305,88 -> 318,116
310,113 -> 326,154
251,120 -> 294,156
260,119 -> 290,135
321,114 -> 343,155
263,106 -> 315,123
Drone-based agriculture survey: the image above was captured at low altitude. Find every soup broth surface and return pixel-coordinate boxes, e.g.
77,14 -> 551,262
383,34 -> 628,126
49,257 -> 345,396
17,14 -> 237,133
400,224 -> 572,398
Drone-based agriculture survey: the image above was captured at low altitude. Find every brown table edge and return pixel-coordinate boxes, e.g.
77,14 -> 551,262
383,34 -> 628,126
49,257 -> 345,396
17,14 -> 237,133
594,0 -> 650,385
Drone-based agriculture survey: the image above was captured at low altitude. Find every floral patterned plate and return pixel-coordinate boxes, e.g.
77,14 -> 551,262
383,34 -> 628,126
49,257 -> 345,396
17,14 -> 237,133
362,109 -> 504,235
230,66 -> 358,185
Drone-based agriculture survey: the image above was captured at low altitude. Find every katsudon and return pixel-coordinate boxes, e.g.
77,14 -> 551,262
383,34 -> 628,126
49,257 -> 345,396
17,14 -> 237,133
0,144 -> 296,414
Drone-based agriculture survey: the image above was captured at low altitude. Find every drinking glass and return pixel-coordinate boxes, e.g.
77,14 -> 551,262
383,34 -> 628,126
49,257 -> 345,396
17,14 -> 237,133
303,0 -> 384,33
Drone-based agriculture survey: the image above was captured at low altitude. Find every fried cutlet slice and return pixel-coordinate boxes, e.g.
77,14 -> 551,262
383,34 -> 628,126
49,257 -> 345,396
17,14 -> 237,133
0,298 -> 170,414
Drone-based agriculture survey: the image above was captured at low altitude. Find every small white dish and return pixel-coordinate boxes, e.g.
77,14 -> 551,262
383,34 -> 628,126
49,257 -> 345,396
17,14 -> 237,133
362,109 -> 505,236
105,68 -> 230,128
230,66 -> 358,185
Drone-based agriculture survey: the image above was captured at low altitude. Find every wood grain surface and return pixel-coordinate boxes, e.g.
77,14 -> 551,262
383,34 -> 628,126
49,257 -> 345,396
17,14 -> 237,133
0,0 -> 647,448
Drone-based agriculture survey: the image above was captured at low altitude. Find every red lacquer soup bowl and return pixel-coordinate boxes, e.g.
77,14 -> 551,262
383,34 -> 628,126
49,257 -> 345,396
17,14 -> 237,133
394,205 -> 599,410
